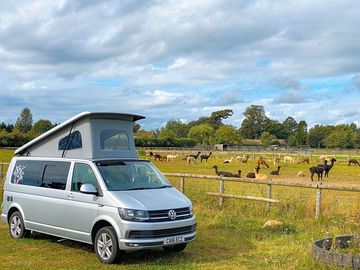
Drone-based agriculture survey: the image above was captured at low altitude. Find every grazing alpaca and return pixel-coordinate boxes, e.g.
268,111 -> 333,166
298,171 -> 306,177
309,165 -> 324,181
255,166 -> 268,180
213,165 -> 236,177
348,159 -> 360,166
270,166 -> 281,175
166,154 -> 178,162
200,152 -> 212,163
257,157 -> 269,168
323,158 -> 336,177
273,156 -> 281,167
284,156 -> 294,163
187,156 -> 196,164
223,157 -> 234,164
297,158 -> 310,164
150,151 -> 162,161
187,151 -> 201,160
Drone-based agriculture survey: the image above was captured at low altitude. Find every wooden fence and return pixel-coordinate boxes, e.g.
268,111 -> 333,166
163,173 -> 360,219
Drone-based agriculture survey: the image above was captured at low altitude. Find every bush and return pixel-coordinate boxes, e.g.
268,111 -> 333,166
135,137 -> 196,147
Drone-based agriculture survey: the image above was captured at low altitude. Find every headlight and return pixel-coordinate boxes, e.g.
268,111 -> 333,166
118,208 -> 150,222
189,204 -> 194,216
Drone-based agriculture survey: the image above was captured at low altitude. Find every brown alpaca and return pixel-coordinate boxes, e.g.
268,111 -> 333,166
348,159 -> 360,166
242,155 -> 249,163
297,158 -> 309,164
257,157 -> 269,168
149,151 -> 162,161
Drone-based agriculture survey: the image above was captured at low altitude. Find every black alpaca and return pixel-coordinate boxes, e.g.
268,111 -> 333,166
200,152 -> 212,163
323,158 -> 336,177
187,151 -> 201,159
246,166 -> 260,178
270,166 -> 281,175
310,164 -> 325,181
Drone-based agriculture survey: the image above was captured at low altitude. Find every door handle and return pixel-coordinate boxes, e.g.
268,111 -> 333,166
68,193 -> 74,199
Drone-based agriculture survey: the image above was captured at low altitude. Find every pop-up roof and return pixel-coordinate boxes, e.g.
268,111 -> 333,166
15,112 -> 145,159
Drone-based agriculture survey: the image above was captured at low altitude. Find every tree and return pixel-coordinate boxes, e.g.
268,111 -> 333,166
294,120 -> 308,146
158,129 -> 176,140
308,124 -> 334,148
282,117 -> 298,139
240,105 -> 269,139
160,120 -> 189,138
209,109 -> 233,130
260,131 -> 272,147
15,107 -> 33,133
214,125 -> 242,145
188,124 -> 214,145
266,119 -> 286,139
29,119 -> 53,138
324,125 -> 355,148
133,123 -> 141,133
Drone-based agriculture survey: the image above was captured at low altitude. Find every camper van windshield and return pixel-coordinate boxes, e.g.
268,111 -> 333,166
96,160 -> 171,191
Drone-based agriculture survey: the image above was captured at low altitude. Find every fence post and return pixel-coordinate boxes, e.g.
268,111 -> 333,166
180,174 -> 185,193
266,178 -> 272,212
315,182 -> 322,218
219,176 -> 224,206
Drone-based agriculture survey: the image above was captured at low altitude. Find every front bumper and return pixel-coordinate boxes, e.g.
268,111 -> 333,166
118,215 -> 196,250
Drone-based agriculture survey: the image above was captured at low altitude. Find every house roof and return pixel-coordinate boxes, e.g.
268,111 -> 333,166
15,112 -> 145,155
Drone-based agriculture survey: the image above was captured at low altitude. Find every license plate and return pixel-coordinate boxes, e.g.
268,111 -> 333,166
163,236 -> 185,245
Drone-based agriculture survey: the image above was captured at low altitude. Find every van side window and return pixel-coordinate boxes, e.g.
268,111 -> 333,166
42,162 -> 70,190
100,129 -> 129,150
11,160 -> 70,190
58,131 -> 82,150
71,163 -> 98,192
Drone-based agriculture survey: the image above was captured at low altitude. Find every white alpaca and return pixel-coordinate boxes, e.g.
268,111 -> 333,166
187,156 -> 196,164
298,171 -> 306,177
167,154 -> 178,162
284,156 -> 294,163
273,156 -> 281,167
223,157 -> 234,164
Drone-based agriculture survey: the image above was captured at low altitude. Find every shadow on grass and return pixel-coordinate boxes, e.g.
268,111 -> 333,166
29,225 -> 255,265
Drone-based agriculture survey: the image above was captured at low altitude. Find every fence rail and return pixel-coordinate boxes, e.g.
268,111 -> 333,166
163,173 -> 360,218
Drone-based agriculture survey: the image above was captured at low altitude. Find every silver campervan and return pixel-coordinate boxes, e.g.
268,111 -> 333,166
1,112 -> 196,264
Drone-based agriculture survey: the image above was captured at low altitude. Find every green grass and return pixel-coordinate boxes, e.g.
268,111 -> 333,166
1,148 -> 360,269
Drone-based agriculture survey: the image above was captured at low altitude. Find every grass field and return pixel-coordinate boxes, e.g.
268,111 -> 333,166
1,148 -> 360,269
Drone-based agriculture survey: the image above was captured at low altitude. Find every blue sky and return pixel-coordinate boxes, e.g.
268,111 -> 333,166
0,0 -> 360,130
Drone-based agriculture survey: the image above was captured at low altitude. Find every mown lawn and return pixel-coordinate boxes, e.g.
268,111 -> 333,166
1,148 -> 360,269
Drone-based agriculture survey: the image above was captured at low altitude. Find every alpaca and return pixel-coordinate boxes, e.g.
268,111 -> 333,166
223,157 -> 234,164
212,165 -> 235,177
241,155 -> 250,163
348,159 -> 360,166
319,155 -> 328,163
200,152 -> 212,163
270,166 -> 281,175
284,156 -> 294,163
297,158 -> 310,164
273,156 -> 281,167
234,170 -> 242,178
255,166 -> 268,180
187,151 -> 201,160
150,151 -> 162,161
309,165 -> 324,181
187,156 -> 196,164
323,158 -> 336,177
257,156 -> 269,168
166,154 -> 178,162
246,166 -> 260,178
298,171 -> 306,177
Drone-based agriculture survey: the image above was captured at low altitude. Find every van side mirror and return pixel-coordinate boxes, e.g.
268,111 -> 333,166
80,183 -> 98,195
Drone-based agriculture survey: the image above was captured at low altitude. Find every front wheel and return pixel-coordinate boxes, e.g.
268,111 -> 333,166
94,226 -> 120,264
8,211 -> 28,239
163,243 -> 187,252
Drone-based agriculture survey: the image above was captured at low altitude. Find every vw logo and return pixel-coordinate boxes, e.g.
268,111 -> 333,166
168,210 -> 177,220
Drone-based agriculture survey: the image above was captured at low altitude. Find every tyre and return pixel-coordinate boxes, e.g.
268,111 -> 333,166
8,211 -> 28,239
163,243 -> 187,252
94,226 -> 120,264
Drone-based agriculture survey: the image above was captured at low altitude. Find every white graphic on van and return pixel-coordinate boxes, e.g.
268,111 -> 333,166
13,165 -> 26,184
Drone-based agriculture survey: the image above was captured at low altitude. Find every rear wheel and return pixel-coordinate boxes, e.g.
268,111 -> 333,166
94,226 -> 119,264
163,243 -> 187,252
8,211 -> 28,239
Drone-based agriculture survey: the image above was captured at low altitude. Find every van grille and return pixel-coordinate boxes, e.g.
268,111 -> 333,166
147,207 -> 192,222
126,224 -> 196,239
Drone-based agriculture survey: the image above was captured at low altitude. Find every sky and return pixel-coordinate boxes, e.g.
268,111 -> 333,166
1,0 -> 360,130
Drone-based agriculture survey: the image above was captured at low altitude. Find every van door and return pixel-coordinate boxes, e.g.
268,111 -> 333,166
65,162 -> 99,243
